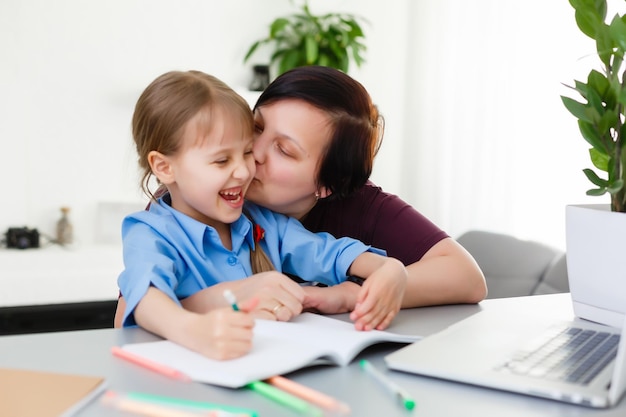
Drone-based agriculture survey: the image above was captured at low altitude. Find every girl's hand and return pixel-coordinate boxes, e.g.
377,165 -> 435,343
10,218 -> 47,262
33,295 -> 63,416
135,288 -> 258,360
302,281 -> 359,314
181,297 -> 259,360
350,258 -> 407,331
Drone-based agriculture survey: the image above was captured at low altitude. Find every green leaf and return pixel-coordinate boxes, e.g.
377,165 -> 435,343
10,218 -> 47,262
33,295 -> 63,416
561,96 -> 591,122
579,120 -> 605,150
589,147 -> 610,171
328,35 -> 343,58
598,109 -> 619,136
270,18 -> 291,38
585,84 -> 605,116
616,78 -> 626,108
587,69 -> 610,98
607,179 -> 625,194
343,18 -> 365,38
573,80 -> 589,99
570,0 -> 607,39
352,47 -> 365,67
278,49 -> 301,75
569,0 -> 607,18
575,10 -> 601,39
595,24 -> 613,67
318,53 -> 330,67
609,14 -> 626,51
583,167 -> 609,186
338,52 -> 349,72
305,35 -> 318,64
607,156 -> 617,181
586,187 -> 608,196
243,40 -> 262,63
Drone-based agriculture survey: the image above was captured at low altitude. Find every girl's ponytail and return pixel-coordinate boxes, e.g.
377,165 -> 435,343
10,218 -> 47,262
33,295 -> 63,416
245,212 -> 275,273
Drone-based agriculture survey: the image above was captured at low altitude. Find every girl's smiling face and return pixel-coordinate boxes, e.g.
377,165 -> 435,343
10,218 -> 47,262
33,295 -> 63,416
153,107 -> 255,232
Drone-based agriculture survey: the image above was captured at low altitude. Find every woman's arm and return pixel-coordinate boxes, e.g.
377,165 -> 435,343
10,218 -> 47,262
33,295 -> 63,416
301,184 -> 487,309
302,239 -> 486,314
402,237 -> 486,307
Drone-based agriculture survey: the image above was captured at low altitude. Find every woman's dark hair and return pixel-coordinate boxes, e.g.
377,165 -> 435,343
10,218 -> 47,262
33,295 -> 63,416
254,66 -> 384,200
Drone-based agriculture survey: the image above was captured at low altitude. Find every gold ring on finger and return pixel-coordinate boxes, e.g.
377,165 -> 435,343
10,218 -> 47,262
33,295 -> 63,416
272,304 -> 283,315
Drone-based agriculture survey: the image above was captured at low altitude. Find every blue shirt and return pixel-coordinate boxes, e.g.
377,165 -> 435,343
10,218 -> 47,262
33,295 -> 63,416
117,197 -> 381,326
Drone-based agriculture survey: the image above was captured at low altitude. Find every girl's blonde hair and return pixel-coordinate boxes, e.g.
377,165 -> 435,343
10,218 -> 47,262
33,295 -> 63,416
132,70 -> 274,273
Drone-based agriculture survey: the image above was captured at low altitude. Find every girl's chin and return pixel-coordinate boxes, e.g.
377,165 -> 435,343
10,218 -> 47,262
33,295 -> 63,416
220,211 -> 243,224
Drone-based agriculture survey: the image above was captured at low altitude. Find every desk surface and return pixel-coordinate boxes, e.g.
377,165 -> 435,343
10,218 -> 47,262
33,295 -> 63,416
1,293 -> 624,416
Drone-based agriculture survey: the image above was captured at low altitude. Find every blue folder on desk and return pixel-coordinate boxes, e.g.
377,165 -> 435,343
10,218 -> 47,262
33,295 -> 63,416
385,302 -> 626,408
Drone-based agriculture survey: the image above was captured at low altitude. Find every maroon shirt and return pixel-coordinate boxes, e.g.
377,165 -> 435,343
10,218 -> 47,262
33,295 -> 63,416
301,182 -> 448,265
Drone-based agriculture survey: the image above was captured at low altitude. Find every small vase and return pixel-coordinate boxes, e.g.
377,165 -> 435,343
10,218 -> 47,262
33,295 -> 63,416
56,206 -> 73,245
249,65 -> 270,91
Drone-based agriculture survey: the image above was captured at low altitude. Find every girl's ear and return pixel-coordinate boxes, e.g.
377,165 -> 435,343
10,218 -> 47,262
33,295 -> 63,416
148,151 -> 175,185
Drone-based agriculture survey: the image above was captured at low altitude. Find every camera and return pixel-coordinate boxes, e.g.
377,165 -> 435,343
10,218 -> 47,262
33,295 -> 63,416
5,227 -> 40,249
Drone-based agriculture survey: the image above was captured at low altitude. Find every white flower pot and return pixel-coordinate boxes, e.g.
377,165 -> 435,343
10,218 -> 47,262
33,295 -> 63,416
566,204 -> 626,328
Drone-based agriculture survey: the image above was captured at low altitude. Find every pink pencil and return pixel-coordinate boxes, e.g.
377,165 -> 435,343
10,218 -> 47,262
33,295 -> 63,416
111,346 -> 191,382
266,376 -> 351,415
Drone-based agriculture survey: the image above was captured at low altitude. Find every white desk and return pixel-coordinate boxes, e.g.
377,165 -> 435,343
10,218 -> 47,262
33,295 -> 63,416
1,293 -> 624,416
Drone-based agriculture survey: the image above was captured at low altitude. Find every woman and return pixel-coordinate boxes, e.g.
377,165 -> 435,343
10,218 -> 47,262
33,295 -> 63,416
241,66 -> 486,314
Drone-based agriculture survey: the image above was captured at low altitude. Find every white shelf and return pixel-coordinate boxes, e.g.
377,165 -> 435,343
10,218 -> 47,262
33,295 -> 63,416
0,244 -> 122,307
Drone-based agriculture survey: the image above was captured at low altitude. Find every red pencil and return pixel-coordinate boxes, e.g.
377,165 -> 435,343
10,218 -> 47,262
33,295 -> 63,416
111,346 -> 191,382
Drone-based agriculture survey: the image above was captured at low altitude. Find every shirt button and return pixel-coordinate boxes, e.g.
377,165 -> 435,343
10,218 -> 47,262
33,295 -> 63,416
227,256 -> 237,266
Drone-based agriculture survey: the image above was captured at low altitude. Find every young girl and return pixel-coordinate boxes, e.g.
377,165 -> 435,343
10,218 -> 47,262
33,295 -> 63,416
117,70 -> 407,360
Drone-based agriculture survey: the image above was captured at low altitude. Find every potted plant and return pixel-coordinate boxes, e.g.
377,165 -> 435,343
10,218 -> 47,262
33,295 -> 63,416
560,0 -> 626,327
243,0 -> 367,78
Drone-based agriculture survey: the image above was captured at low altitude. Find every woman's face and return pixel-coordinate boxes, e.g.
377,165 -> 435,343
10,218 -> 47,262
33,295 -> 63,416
246,99 -> 332,220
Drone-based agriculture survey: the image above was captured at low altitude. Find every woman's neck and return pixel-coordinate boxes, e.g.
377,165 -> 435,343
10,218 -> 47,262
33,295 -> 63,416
288,196 -> 318,221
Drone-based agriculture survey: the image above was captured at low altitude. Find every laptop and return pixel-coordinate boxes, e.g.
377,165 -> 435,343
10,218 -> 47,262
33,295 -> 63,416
385,297 -> 626,408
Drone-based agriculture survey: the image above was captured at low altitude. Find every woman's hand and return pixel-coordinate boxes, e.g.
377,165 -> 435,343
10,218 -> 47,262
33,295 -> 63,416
235,271 -> 306,321
348,256 -> 407,331
182,272 -> 305,322
302,281 -> 360,314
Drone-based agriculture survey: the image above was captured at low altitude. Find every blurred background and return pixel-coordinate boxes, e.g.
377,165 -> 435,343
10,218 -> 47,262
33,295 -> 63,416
0,0 -> 608,250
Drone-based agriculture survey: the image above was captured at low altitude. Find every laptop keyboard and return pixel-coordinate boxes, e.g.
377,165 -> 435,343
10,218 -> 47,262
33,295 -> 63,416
498,325 -> 620,385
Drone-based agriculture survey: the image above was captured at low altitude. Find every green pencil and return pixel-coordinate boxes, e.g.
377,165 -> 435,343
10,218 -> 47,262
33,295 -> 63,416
121,391 -> 259,417
246,380 -> 324,417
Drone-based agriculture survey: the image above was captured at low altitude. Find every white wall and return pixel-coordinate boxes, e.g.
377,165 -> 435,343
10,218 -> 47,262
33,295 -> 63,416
1,0 -> 608,251
403,0 -> 609,250
0,0 -> 411,246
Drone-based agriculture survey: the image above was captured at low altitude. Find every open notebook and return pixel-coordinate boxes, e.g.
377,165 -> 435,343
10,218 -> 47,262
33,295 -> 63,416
118,312 -> 420,388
